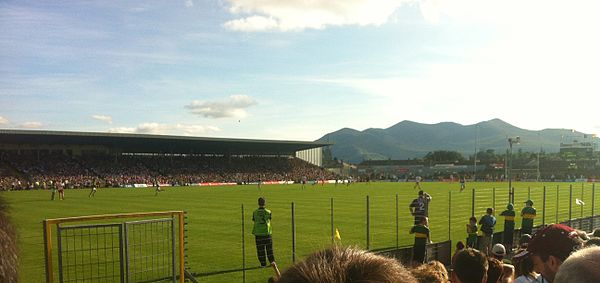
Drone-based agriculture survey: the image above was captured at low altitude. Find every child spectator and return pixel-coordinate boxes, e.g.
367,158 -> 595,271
410,216 -> 431,265
467,216 -> 478,248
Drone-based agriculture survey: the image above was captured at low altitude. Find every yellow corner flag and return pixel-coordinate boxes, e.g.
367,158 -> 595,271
335,228 -> 341,240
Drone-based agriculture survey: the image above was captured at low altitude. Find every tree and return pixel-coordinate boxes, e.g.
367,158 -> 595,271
423,151 -> 465,163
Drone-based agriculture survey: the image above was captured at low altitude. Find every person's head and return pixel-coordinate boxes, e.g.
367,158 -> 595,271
456,241 -> 466,251
527,224 -> 584,282
418,190 -> 424,196
554,246 -> 600,283
277,246 -> 417,283
506,203 -> 514,211
452,248 -> 488,283
412,260 -> 450,283
258,197 -> 266,207
525,200 -> 533,207
419,216 -> 429,226
486,208 -> 494,215
519,234 -> 532,248
470,216 -> 477,224
491,244 -> 506,260
486,258 -> 504,283
592,228 -> 600,238
513,251 -> 536,280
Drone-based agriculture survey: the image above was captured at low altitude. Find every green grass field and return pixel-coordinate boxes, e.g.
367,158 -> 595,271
3,181 -> 598,282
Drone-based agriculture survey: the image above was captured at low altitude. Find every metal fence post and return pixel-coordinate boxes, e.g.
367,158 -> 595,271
569,185 -> 573,226
241,204 -> 246,283
542,186 -> 546,226
448,191 -> 452,241
493,187 -> 496,213
291,202 -> 296,263
396,194 -> 399,249
556,185 -> 559,224
528,186 -> 531,200
471,188 -> 475,217
366,195 -> 370,250
592,183 -> 596,228
331,198 -> 334,245
581,184 -> 585,219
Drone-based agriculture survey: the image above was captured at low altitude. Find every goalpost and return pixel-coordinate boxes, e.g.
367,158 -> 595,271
43,211 -> 186,283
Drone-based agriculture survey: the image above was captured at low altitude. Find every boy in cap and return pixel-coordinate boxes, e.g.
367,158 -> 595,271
521,200 -> 536,236
526,224 -> 584,282
500,203 -> 516,252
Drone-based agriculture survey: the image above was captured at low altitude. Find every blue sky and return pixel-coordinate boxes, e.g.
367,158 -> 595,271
1,0 -> 599,141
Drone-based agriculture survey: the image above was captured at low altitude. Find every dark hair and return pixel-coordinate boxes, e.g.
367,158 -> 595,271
486,258 -> 503,283
453,248 -> 488,283
456,241 -> 465,250
515,253 -> 536,280
486,208 -> 493,214
469,216 -> 477,223
258,197 -> 266,206
592,228 -> 600,238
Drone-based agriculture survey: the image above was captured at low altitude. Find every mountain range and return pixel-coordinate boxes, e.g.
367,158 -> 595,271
316,119 -> 591,163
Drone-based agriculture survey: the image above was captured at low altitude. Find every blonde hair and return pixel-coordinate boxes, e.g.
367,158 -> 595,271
278,246 -> 417,283
412,261 -> 450,283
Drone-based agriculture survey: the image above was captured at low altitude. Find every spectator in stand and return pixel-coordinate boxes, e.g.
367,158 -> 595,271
487,258 -> 504,283
519,234 -> 532,249
452,248 -> 489,283
521,200 -> 536,236
411,260 -> 450,283
479,208 -> 497,255
525,224 -> 584,282
500,203 -> 516,252
276,246 -> 417,283
512,251 -> 542,283
554,246 -> 600,283
452,241 -> 466,267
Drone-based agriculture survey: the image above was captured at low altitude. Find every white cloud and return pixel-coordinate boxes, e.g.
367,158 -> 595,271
108,123 -> 220,136
184,0 -> 194,8
21,122 -> 43,129
186,95 -> 257,118
0,116 -> 9,125
92,114 -> 113,124
223,0 -> 409,31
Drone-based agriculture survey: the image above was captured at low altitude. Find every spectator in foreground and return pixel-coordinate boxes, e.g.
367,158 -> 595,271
512,251 -> 541,283
452,241 -> 466,267
276,246 -> 417,283
525,224 -> 584,282
410,216 -> 431,265
554,246 -> 600,283
452,248 -> 489,283
411,260 -> 450,283
486,258 -> 504,283
0,196 -> 18,283
491,243 -> 506,262
584,237 -> 600,247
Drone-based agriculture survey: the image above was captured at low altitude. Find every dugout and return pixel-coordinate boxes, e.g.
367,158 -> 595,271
0,129 -> 331,167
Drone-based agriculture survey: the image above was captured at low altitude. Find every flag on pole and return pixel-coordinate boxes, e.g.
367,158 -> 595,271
335,228 -> 341,240
576,199 -> 585,205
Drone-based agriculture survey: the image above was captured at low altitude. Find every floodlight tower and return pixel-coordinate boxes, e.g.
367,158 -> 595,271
508,136 -> 520,204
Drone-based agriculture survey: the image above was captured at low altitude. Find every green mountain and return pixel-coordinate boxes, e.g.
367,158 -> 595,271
317,119 -> 589,163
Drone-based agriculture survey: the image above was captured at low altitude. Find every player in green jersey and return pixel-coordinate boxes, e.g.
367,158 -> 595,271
252,197 -> 276,267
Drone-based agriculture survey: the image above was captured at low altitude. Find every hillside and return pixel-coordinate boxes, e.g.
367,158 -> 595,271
317,119 -> 589,163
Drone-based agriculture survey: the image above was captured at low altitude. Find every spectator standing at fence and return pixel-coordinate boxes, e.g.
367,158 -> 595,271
479,208 -> 496,255
452,248 -> 489,283
410,216 -> 431,265
409,190 -> 432,225
525,224 -> 584,283
252,197 -> 276,268
521,200 -> 536,236
500,203 -> 516,252
467,216 -> 479,248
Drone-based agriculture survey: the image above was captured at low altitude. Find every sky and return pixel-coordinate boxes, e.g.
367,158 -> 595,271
1,0 -> 599,141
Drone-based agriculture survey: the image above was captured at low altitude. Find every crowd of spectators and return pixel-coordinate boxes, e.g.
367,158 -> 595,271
0,153 -> 336,190
269,225 -> 600,283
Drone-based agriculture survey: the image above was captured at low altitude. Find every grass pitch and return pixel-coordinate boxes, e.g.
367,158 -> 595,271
3,181 -> 597,282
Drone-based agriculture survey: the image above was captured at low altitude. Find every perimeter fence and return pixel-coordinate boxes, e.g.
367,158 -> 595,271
191,183 -> 599,282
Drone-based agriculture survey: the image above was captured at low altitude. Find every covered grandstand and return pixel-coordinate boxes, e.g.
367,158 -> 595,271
0,129 -> 333,189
